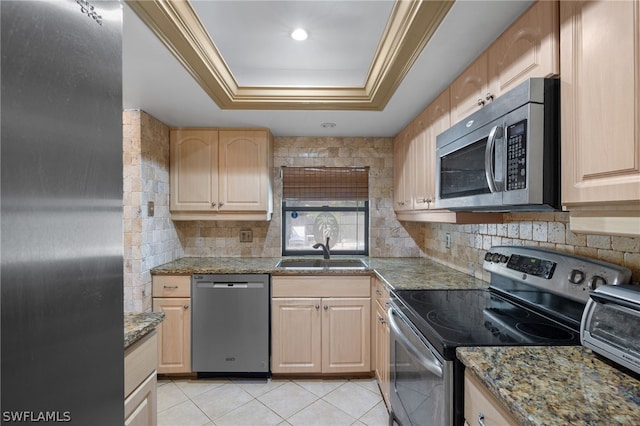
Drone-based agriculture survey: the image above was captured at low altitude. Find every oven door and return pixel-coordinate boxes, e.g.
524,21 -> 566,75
388,306 -> 453,426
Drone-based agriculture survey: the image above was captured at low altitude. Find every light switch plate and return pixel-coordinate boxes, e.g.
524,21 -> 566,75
239,229 -> 253,242
147,201 -> 154,217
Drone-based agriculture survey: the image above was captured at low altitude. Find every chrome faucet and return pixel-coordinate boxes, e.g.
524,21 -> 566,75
312,237 -> 331,259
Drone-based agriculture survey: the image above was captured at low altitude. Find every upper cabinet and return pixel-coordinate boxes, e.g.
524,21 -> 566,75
393,88 -> 502,224
393,1 -> 558,224
170,128 -> 273,221
451,0 -> 560,125
560,0 -> 640,236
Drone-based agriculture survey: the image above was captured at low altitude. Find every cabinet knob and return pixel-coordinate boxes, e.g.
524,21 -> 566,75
376,289 -> 382,296
477,412 -> 486,426
324,305 -> 328,311
485,93 -> 494,102
183,304 -> 189,310
211,202 -> 217,207
315,304 -> 320,310
219,202 -> 224,207
477,98 -> 485,106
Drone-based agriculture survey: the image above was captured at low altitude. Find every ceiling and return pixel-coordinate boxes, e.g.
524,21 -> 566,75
122,0 -> 534,137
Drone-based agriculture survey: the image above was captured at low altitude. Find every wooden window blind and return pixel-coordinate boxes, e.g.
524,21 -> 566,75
282,166 -> 369,201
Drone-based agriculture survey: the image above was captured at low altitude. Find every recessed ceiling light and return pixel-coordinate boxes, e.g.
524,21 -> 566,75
291,28 -> 308,41
321,122 -> 336,128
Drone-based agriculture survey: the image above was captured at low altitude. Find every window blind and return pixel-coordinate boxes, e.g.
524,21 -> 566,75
282,166 -> 369,201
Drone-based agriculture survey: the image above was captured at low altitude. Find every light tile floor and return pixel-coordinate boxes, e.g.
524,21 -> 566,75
157,377 -> 389,426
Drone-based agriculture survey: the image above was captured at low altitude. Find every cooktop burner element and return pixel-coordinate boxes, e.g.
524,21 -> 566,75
515,322 -> 574,341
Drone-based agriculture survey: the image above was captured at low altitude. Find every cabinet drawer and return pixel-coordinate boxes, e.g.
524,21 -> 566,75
124,330 -> 157,399
273,276 -> 370,298
373,279 -> 390,310
153,275 -> 190,297
464,369 -> 518,426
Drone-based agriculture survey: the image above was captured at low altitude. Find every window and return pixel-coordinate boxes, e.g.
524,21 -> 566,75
282,167 -> 369,256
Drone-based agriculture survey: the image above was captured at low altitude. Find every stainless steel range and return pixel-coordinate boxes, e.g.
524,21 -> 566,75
388,246 -> 632,426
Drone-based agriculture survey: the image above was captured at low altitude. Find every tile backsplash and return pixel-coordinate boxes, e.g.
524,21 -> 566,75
122,111 -> 640,311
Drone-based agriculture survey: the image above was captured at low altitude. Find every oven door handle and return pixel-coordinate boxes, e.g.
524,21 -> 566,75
388,307 -> 443,378
484,125 -> 504,193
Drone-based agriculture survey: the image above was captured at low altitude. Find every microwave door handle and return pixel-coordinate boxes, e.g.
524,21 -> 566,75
484,125 -> 504,192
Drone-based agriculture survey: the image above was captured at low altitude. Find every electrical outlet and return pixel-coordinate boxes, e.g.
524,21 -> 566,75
239,229 -> 253,243
445,233 -> 451,249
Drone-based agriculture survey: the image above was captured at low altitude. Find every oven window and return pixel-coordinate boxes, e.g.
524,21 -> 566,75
440,137 -> 491,199
393,339 -> 446,425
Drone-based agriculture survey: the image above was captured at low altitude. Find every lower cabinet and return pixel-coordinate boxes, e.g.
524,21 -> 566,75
124,330 -> 158,426
152,275 -> 191,374
373,278 -> 391,407
271,276 -> 371,374
464,369 -> 518,426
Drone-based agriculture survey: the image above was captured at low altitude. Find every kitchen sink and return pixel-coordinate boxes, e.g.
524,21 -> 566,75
276,258 -> 367,270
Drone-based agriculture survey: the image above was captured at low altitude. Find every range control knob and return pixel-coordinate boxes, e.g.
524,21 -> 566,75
485,252 -> 493,261
499,255 -> 509,263
491,253 -> 501,262
588,275 -> 607,291
568,269 -> 586,285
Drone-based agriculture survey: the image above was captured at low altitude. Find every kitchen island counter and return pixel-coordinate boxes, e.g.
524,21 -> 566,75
124,312 -> 164,349
457,346 -> 640,425
150,257 -> 488,291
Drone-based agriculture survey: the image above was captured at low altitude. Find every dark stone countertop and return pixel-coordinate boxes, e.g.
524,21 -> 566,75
457,346 -> 640,425
124,312 -> 164,349
150,256 -> 489,291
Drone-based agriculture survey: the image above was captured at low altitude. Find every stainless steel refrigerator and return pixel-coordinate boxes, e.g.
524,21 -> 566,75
1,1 -> 124,423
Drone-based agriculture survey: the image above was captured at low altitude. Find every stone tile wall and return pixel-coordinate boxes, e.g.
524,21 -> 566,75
125,111 -> 639,312
123,110 -> 183,312
175,136 -> 424,258
420,212 -> 640,283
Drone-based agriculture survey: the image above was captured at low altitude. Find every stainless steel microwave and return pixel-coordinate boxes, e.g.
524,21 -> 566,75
436,78 -> 559,211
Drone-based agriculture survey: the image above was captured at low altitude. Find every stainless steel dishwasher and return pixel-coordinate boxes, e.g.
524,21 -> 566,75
191,274 -> 270,376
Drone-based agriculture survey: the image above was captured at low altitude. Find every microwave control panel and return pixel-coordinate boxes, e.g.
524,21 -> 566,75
506,119 -> 527,191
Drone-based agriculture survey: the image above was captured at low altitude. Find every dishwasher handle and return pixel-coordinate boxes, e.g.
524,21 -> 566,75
195,281 -> 264,289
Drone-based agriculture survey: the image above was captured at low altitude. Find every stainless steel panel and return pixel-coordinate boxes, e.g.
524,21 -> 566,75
192,274 -> 270,373
1,1 -> 123,423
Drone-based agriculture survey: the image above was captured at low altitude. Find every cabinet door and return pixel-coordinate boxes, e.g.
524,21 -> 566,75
271,298 -> 322,374
561,0 -> 640,206
322,298 -> 371,373
393,133 -> 415,211
413,116 -> 431,210
426,89 -> 451,209
124,372 -> 157,426
450,53 -> 489,125
488,0 -> 559,98
153,297 -> 191,374
170,129 -> 218,211
218,130 -> 271,212
375,301 -> 390,408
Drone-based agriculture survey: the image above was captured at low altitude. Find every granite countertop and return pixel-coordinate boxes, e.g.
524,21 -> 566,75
124,312 -> 165,349
457,346 -> 640,425
150,256 -> 488,291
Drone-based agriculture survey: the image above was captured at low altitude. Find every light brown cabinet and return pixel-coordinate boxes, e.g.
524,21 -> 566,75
271,276 -> 371,374
372,277 -> 391,408
170,128 -> 273,221
124,330 -> 158,426
560,0 -> 640,236
393,131 -> 415,212
464,369 -> 519,426
152,275 -> 191,374
451,0 -> 559,125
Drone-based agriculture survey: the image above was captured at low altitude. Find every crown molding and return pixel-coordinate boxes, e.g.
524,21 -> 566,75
125,0 -> 452,111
